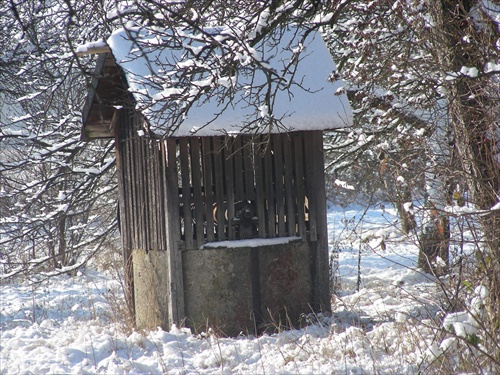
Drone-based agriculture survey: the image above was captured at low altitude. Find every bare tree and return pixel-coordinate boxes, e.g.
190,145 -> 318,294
323,1 -> 451,272
426,0 -> 500,319
0,0 -> 117,280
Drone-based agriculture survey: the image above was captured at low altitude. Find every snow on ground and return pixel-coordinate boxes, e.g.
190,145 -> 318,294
1,205 -> 444,374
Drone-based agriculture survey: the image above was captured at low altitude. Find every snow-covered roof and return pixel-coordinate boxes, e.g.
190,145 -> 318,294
84,26 -> 352,138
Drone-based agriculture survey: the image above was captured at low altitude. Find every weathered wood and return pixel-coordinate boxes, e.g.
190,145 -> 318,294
225,140 -> 236,240
254,139 -> 266,238
153,140 -> 166,251
283,135 -> 296,236
115,109 -> 135,322
304,132 -> 317,242
161,133 -> 321,244
272,134 -> 286,236
213,137 -> 226,240
202,138 -> 215,242
165,137 -> 185,323
145,140 -> 155,251
179,138 -> 194,248
233,137 -> 245,202
294,134 -> 306,239
155,141 -> 167,252
137,121 -> 148,251
190,139 -> 205,248
263,142 -> 276,238
81,54 -> 129,140
128,123 -> 140,250
310,131 -> 330,312
242,137 -> 255,201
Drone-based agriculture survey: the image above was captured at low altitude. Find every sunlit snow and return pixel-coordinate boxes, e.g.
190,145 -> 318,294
0,204 -> 465,374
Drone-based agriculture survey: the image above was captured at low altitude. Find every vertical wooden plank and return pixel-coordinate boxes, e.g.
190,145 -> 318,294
136,125 -> 148,251
153,140 -> 166,251
165,137 -> 185,324
128,123 -> 140,250
294,133 -> 306,239
283,135 -> 296,236
263,141 -> 276,238
115,109 -> 135,322
310,131 -> 330,312
125,119 -> 138,320
213,137 -> 226,240
190,138 -> 205,248
202,137 -> 215,242
272,134 -> 286,237
149,141 -> 159,250
155,142 -> 165,251
143,139 -> 152,251
254,137 -> 266,238
116,111 -> 130,254
165,138 -> 181,246
233,137 -> 245,202
304,132 -> 317,241
135,129 -> 144,250
143,138 -> 152,251
242,136 -> 255,201
158,141 -> 169,253
225,138 -> 236,240
179,138 -> 193,249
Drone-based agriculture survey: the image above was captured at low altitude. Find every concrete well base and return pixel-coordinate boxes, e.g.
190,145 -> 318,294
182,240 -> 316,336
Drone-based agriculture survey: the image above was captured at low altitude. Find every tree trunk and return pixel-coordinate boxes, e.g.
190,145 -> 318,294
429,0 -> 500,322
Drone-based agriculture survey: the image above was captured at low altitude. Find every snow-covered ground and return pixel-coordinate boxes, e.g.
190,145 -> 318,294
0,205 -> 454,374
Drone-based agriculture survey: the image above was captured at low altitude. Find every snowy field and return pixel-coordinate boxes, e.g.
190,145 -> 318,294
1,205 -> 453,374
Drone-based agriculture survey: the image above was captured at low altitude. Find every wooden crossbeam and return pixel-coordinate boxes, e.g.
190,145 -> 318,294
76,45 -> 111,57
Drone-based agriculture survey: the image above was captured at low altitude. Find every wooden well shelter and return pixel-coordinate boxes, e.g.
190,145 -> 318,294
80,26 -> 352,335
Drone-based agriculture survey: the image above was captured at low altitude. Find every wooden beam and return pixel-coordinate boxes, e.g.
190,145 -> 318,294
76,45 -> 111,57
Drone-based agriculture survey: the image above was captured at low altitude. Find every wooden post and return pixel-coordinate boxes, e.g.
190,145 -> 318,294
310,131 -> 330,312
114,109 -> 135,323
164,138 -> 185,325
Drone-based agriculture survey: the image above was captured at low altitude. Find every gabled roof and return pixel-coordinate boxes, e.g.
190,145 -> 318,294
82,26 -> 352,139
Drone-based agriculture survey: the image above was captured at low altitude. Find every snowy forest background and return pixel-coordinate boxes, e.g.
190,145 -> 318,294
1,0 -> 500,373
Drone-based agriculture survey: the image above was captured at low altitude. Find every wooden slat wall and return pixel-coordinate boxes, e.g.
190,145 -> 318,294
119,130 -> 324,249
117,113 -> 171,253
170,131 -> 323,248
